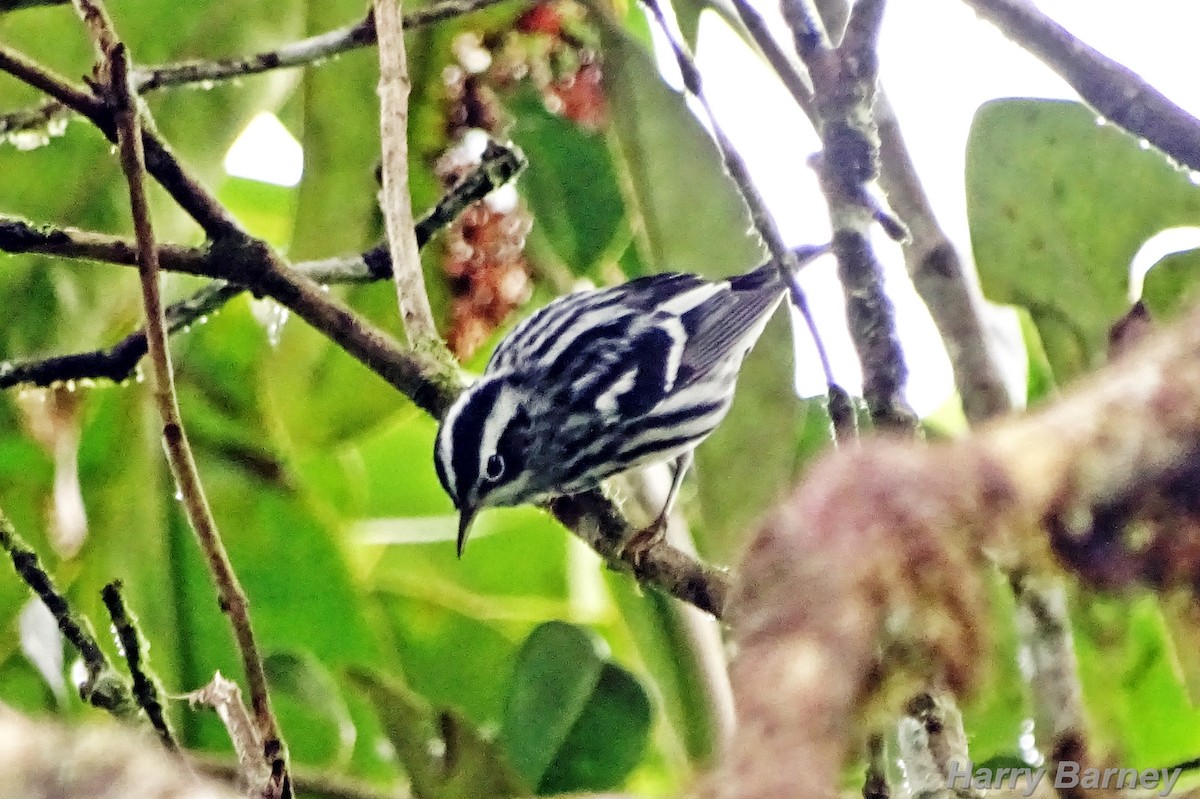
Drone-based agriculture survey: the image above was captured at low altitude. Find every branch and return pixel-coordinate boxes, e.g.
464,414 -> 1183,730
101,580 -> 178,751
962,0 -> 1200,173
101,22 -> 290,797
374,0 -> 440,348
711,290 -> 1200,799
1009,573 -> 1086,749
0,140 -> 526,390
897,692 -> 980,799
782,0 -> 916,432
0,510 -> 135,713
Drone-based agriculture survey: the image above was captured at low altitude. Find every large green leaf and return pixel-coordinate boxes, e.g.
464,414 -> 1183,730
500,621 -> 651,793
350,666 -> 529,799
599,14 -> 764,274
966,99 -> 1200,382
507,87 -> 627,278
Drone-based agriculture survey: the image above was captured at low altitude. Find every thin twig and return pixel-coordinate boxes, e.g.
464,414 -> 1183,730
375,0 -> 440,348
0,510 -> 134,713
100,580 -> 178,750
1010,572 -> 1086,746
104,30 -> 291,799
0,140 -> 526,390
962,0 -> 1200,172
637,0 -> 849,440
0,46 -> 106,119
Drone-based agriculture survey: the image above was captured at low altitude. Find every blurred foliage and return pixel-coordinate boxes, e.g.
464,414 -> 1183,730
1,2 -> 1200,798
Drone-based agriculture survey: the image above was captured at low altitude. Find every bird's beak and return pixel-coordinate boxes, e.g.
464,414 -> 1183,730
456,505 -> 478,558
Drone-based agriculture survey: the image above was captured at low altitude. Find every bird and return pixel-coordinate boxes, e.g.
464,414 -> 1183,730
434,244 -> 829,557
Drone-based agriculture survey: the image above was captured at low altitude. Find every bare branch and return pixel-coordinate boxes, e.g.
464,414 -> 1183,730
0,510 -> 135,714
103,28 -> 290,797
962,0 -> 1200,172
898,692 -> 980,799
1010,574 -> 1086,746
100,581 -> 178,751
776,0 -> 916,431
375,0 -> 440,348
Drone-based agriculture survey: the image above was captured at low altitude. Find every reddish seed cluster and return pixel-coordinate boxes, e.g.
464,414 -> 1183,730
439,184 -> 533,359
511,1 -> 607,129
437,1 -> 607,360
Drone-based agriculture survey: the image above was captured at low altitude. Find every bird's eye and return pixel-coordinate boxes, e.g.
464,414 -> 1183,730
484,454 -> 506,482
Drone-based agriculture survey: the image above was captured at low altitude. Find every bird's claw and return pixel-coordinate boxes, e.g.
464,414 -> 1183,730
620,514 -> 667,569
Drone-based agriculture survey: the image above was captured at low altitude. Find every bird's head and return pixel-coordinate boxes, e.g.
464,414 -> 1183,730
434,374 -> 536,556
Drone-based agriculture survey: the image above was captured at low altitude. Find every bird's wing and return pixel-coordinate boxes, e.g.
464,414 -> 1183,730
671,262 -> 784,388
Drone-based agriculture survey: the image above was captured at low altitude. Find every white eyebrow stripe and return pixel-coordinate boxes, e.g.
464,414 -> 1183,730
477,384 -> 522,485
437,397 -> 467,498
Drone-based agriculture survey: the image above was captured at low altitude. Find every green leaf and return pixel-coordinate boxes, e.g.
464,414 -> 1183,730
349,666 -> 529,799
538,662 -> 651,793
599,15 -> 765,275
508,87 -> 626,277
1014,305 -> 1055,405
501,621 -> 651,792
1140,247 -> 1200,321
1073,593 -> 1200,767
265,650 -> 357,766
966,99 -> 1200,381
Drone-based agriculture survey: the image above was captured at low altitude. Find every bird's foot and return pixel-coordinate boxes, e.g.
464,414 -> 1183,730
620,514 -> 667,569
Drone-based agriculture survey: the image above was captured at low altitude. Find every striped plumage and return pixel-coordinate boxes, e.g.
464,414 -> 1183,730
434,245 -> 827,555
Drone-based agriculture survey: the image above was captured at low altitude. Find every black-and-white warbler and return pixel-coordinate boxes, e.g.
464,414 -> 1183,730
435,244 -> 829,556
